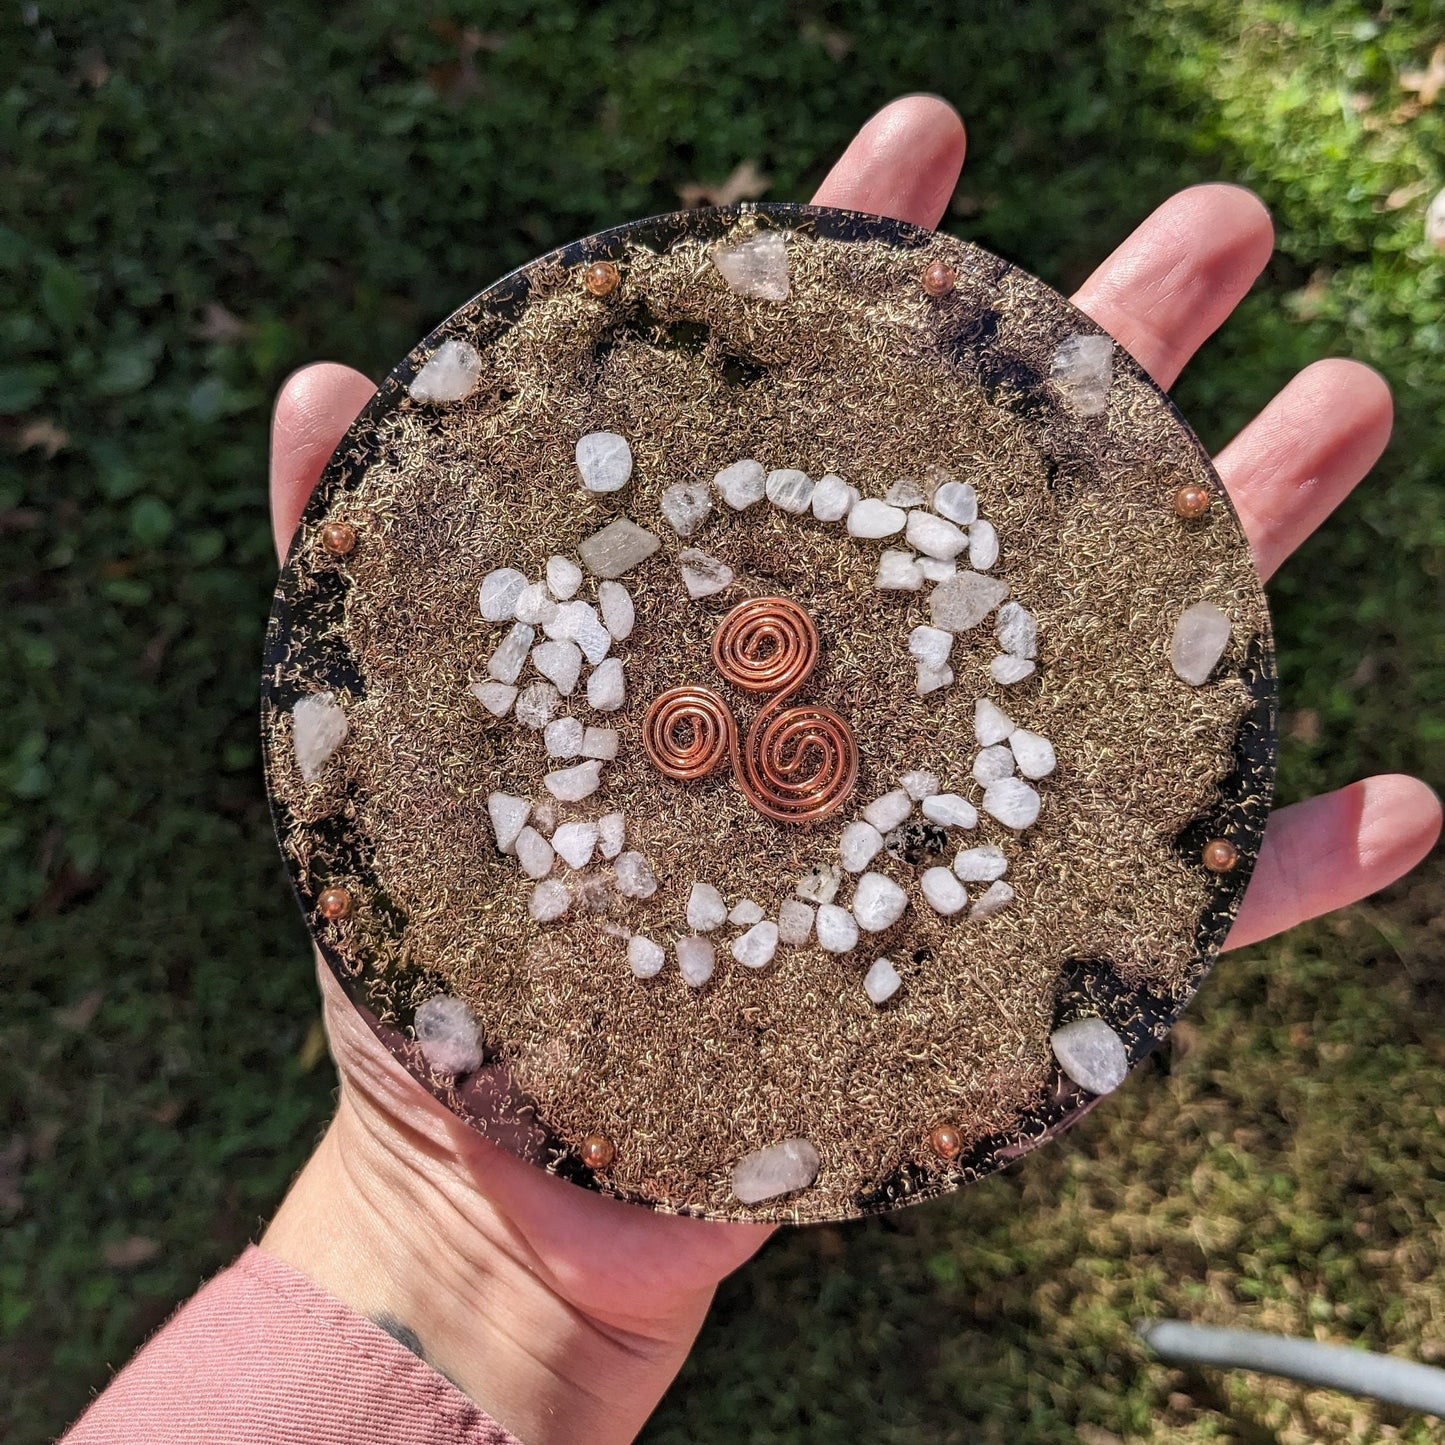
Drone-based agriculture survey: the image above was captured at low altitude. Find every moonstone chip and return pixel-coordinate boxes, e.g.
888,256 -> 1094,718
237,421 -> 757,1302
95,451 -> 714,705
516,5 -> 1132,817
920,867 -> 968,916
597,812 -> 626,859
847,498 -> 906,538
532,640 -> 582,695
587,658 -> 625,711
932,480 -> 978,525
575,431 -> 633,493
582,726 -> 619,760
471,681 -> 517,717
713,458 -> 767,509
811,473 -> 856,521
917,556 -> 956,583
544,759 -> 603,802
1051,333 -> 1115,417
515,826 -> 555,879
732,920 -> 779,968
660,481 -> 713,536
547,600 -> 611,664
479,567 -> 527,621
885,478 -> 927,508
514,681 -> 560,729
974,697 -> 1015,744
578,518 -> 660,578
710,230 -> 789,301
546,554 -> 582,600
816,903 -> 859,953
730,1138 -> 820,1204
922,793 -> 978,829
1051,1017 -> 1129,1094
487,623 -> 535,684
676,936 -> 716,987
989,655 -> 1036,686
614,850 -> 657,899
628,935 -> 665,978
679,548 -> 734,598
487,792 -> 530,854
597,580 -> 635,640
863,957 -> 902,1005
930,571 -> 1009,632
908,625 -> 952,670
292,691 -> 347,782
408,339 -> 482,403
863,789 -> 913,832
777,899 -> 815,946
513,582 -> 558,626
969,521 -> 1000,573
970,879 -> 1015,919
900,769 -> 940,802
797,864 -> 842,904
1010,729 -> 1056,780
686,881 -> 728,932
954,845 -> 1008,882
529,878 -> 571,922
729,898 -> 764,926
973,745 -> 1015,785
839,820 -> 885,873
765,468 -> 814,514
983,776 -> 1041,830
906,510 -> 969,560
544,716 -> 584,758
553,821 -> 599,869
876,550 -> 924,591
916,662 -> 954,696
1170,601 -> 1232,685
995,602 -> 1037,659
852,872 -> 908,932
414,996 -> 483,1075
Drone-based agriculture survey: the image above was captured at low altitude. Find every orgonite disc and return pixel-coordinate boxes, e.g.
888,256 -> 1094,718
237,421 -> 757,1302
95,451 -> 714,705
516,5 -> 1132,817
262,204 -> 1277,1224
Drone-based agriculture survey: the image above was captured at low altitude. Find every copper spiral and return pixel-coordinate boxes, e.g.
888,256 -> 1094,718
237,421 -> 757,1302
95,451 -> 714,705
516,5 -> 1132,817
642,685 -> 735,780
710,596 -> 819,695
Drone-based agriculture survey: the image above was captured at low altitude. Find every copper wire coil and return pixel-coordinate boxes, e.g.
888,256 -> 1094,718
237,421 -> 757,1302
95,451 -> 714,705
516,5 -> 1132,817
739,703 -> 859,823
642,686 -> 736,779
711,596 -> 818,695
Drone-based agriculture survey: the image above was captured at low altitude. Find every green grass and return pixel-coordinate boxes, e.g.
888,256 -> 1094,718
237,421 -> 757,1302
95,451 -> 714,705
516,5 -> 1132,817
2,2 -> 1441,1440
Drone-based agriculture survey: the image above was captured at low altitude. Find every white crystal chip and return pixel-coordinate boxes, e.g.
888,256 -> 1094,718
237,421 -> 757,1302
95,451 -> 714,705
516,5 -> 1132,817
597,812 -> 626,859
729,899 -> 764,926
487,792 -> 530,855
546,555 -> 582,600
815,903 -> 858,953
292,691 -> 347,782
969,519 -> 999,571
953,845 -> 1008,882
765,468 -> 814,514
479,567 -> 527,622
974,698 -> 1015,745
730,1138 -> 820,1204
1170,601 -> 1232,686
777,899 -> 815,946
553,821 -> 598,869
676,936 -> 716,987
797,864 -> 842,905
471,681 -> 517,717
885,478 -> 927,508
543,716 -> 584,758
863,957 -> 902,1005
629,935 -> 664,979
932,481 -> 978,525
582,726 -> 619,760
713,458 -> 766,510
876,550 -> 924,591
989,655 -> 1036,686
514,826 -> 555,879
847,498 -> 906,539
487,623 -> 534,685
906,510 -> 969,561
1051,333 -> 1114,417
408,339 -> 481,403
811,473 -> 856,522
922,793 -> 977,829
513,582 -> 558,627
920,867 -> 968,916
852,872 -> 908,933
916,663 -> 954,696
970,879 -> 1015,919
839,820 -> 884,874
982,776 -> 1041,830
710,230 -> 789,301
575,431 -> 633,493
1051,1017 -> 1129,1095
679,548 -> 734,599
587,658 -> 625,711
578,518 -> 660,578
414,995 -> 483,1075
544,759 -> 603,802
660,481 -> 713,536
930,571 -> 1009,632
973,745 -> 1015,786
863,789 -> 913,833
995,602 -> 1037,659
532,639 -> 582,695
908,625 -> 953,671
686,881 -> 728,932
900,769 -> 940,802
514,681 -> 560,729
597,580 -> 635,642
731,920 -> 779,969
528,878 -> 571,922
614,850 -> 657,899
1010,729 -> 1056,780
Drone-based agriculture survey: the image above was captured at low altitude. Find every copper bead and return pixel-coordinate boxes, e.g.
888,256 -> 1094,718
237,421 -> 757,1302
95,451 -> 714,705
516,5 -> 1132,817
320,521 -> 357,557
1173,484 -> 1212,520
317,886 -> 353,921
922,260 -> 956,298
583,260 -> 620,297
580,1133 -> 615,1171
929,1124 -> 962,1160
1202,838 -> 1239,873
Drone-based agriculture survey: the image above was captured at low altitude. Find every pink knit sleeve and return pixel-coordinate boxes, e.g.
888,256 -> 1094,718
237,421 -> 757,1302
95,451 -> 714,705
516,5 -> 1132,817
61,1245 -> 522,1445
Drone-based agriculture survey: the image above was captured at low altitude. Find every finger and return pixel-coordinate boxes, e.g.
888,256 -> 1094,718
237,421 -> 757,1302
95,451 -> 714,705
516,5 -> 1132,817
810,94 -> 966,230
270,362 -> 376,562
1071,184 -> 1274,389
1225,775 -> 1442,951
1213,358 -> 1393,580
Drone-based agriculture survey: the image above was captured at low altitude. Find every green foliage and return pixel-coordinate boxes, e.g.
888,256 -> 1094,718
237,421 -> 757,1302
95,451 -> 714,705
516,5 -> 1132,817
1,1 -> 1440,1441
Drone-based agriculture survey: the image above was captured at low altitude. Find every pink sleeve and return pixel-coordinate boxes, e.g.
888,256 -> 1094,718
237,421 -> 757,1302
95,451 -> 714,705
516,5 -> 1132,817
61,1245 -> 522,1445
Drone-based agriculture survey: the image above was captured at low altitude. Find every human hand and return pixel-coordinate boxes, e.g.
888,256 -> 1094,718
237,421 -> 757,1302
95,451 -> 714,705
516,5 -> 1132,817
260,96 -> 1441,1445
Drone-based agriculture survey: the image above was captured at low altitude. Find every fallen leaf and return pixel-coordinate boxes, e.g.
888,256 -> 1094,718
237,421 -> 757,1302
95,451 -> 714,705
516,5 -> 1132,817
1383,180 -> 1429,211
15,418 -> 69,457
55,987 -> 103,1031
104,1236 -> 160,1269
1400,43 -> 1445,107
798,20 -> 853,62
1285,708 -> 1320,744
677,160 -> 771,210
194,302 -> 254,344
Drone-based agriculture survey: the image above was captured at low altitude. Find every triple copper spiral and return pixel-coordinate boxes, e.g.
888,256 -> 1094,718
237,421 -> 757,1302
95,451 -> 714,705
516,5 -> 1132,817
643,597 -> 858,824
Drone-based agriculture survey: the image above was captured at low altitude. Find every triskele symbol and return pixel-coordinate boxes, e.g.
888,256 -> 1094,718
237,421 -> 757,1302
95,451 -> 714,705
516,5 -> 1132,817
643,597 -> 859,824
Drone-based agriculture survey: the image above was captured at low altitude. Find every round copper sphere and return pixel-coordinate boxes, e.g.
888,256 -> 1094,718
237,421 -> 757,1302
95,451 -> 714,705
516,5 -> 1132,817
1202,838 -> 1239,873
320,520 -> 357,557
580,1133 -> 615,1171
1173,484 -> 1212,520
929,1123 -> 962,1160
583,260 -> 620,297
317,886 -> 353,921
921,260 -> 956,298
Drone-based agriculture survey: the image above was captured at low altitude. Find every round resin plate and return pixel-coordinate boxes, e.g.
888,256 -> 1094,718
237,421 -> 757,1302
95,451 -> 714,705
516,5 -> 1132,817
262,203 -> 1277,1224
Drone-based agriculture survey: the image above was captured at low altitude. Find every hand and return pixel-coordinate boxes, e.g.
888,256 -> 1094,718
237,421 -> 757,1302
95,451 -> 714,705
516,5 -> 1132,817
260,96 -> 1441,1444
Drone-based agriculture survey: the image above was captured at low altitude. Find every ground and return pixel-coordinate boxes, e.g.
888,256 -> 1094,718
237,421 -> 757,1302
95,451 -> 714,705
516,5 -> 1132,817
1,3 -> 1441,1441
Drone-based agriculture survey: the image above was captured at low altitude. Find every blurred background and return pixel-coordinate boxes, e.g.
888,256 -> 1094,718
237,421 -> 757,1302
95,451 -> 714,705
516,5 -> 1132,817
2,2 -> 1442,1441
